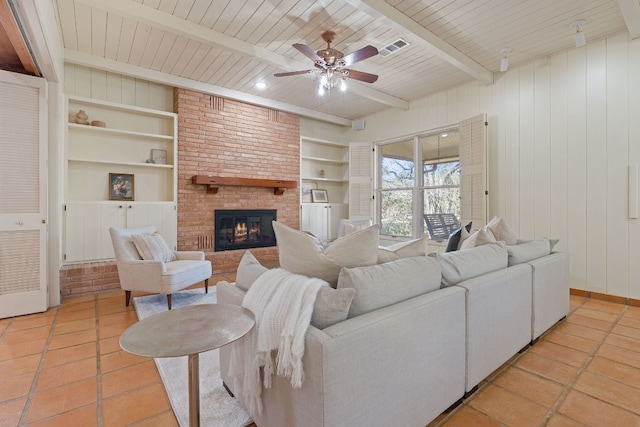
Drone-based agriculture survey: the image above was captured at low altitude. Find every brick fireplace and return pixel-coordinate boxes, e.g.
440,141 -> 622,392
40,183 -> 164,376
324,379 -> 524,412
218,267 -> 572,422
174,88 -> 300,275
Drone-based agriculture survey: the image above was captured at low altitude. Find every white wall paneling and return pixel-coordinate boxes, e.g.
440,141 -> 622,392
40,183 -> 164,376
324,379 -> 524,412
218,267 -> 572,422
351,32 -> 640,299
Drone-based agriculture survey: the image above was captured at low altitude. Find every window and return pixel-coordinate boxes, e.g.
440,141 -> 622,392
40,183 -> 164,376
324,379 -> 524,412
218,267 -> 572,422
377,128 -> 460,238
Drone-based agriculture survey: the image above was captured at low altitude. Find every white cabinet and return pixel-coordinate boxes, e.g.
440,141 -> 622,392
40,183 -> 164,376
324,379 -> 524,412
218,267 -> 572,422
301,203 -> 347,241
64,202 -> 176,263
301,137 -> 348,204
64,96 -> 178,263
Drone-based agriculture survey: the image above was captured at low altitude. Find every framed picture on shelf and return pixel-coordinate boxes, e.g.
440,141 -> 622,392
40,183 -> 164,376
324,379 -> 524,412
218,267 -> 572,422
311,189 -> 328,203
151,149 -> 167,164
301,182 -> 317,203
109,173 -> 134,201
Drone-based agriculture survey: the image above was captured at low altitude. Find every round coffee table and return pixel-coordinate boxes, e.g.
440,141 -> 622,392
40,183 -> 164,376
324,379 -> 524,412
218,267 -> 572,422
120,303 -> 255,427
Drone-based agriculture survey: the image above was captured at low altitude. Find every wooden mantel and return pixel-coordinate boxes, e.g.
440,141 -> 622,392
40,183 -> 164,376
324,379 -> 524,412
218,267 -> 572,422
191,175 -> 297,195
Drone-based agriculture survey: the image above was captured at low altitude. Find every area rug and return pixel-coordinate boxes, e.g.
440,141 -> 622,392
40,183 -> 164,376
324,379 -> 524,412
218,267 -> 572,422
133,288 -> 253,427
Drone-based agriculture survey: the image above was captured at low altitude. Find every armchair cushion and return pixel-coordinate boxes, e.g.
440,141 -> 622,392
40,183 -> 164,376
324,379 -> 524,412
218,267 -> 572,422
132,232 -> 176,263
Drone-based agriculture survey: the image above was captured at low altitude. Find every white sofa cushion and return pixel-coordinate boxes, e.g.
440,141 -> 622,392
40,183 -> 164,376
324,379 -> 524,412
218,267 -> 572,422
430,242 -> 508,287
507,238 -> 551,266
234,249 -> 355,329
131,232 -> 176,262
338,256 -> 441,318
272,221 -> 379,286
377,235 -> 429,263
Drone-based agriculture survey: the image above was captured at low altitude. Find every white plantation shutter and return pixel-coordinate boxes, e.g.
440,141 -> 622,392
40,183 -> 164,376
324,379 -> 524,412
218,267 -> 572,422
349,142 -> 374,219
0,71 -> 48,318
460,114 -> 488,229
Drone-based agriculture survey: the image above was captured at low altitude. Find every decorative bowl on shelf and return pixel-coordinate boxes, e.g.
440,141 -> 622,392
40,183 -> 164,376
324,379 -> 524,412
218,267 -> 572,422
91,120 -> 106,127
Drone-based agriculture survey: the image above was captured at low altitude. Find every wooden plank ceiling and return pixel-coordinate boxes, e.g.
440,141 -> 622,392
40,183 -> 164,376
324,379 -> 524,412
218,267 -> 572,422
3,0 -> 638,123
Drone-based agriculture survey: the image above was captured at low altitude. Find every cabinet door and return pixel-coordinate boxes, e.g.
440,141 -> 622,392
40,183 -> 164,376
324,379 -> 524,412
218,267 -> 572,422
327,204 -> 348,240
301,203 -> 328,240
145,203 -> 177,250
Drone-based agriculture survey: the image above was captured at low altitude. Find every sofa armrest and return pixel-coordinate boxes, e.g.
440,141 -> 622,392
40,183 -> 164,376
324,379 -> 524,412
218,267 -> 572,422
174,251 -> 205,261
529,252 -> 570,340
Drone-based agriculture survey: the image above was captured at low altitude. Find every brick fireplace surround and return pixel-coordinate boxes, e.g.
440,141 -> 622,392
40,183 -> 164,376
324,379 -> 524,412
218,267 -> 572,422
60,89 -> 300,296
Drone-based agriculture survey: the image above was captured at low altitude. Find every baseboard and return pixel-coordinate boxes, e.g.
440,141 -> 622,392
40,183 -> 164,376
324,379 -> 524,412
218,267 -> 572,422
570,288 -> 640,307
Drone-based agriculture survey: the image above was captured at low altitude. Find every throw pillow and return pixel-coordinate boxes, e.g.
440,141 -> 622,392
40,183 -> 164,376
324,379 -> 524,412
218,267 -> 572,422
312,286 -> 356,329
377,235 -> 430,263
131,232 -> 176,263
235,251 -> 268,291
430,242 -> 508,287
459,226 -> 497,249
338,256 -> 441,318
272,221 -> 379,287
508,238 -> 552,266
445,221 -> 473,252
486,216 -> 518,245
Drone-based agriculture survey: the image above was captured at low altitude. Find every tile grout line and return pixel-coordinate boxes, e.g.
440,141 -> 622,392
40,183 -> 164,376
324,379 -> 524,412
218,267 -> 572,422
95,294 -> 104,427
17,306 -> 60,426
540,298 -> 630,426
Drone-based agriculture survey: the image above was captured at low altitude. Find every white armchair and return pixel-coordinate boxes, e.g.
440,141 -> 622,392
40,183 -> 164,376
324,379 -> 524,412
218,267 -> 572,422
109,225 -> 212,310
338,218 -> 373,237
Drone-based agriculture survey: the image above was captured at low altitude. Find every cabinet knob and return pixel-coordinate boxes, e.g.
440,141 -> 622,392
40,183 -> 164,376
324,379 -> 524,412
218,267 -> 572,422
118,205 -> 123,208
128,205 -> 132,209
16,220 -> 23,225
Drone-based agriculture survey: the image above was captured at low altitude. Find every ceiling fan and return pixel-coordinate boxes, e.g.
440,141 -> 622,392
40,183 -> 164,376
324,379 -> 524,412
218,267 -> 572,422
274,31 -> 379,94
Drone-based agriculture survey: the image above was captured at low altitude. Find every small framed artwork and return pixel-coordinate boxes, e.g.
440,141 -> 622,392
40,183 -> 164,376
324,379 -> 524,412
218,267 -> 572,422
151,149 -> 167,164
311,189 -> 328,203
109,173 -> 134,201
301,181 -> 317,203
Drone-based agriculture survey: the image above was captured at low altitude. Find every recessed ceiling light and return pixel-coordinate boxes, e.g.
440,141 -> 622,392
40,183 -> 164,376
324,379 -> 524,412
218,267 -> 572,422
255,81 -> 267,90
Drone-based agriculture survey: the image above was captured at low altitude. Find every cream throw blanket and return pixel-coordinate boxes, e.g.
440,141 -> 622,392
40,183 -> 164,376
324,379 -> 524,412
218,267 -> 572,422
228,268 -> 324,415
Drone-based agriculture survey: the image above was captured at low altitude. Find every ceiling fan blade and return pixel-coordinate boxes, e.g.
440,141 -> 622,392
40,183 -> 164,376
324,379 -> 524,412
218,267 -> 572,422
339,45 -> 378,67
293,43 -> 323,62
274,70 -> 315,77
344,69 -> 378,83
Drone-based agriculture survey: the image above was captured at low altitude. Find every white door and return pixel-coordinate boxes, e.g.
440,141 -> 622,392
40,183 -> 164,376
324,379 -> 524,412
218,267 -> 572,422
0,71 -> 48,318
349,142 -> 374,220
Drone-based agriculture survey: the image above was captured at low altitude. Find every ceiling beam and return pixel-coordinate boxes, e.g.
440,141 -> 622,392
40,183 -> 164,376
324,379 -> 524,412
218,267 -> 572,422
74,0 -> 408,111
617,0 -> 640,40
0,0 -> 39,76
64,49 -> 353,127
342,0 -> 494,85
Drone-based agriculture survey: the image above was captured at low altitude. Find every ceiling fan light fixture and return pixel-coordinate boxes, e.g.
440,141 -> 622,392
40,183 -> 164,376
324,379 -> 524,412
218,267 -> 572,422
340,78 -> 347,92
255,81 -> 267,90
499,48 -> 511,72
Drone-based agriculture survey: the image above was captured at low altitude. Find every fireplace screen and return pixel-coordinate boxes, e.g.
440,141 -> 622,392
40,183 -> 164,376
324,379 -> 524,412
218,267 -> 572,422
214,209 -> 277,252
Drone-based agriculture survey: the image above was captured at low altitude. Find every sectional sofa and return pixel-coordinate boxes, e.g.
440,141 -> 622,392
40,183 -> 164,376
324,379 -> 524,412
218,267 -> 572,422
217,222 -> 570,427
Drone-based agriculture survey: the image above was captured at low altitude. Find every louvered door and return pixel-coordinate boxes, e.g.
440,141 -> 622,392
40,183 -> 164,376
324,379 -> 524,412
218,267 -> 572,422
0,71 -> 48,318
459,114 -> 488,229
349,142 -> 374,220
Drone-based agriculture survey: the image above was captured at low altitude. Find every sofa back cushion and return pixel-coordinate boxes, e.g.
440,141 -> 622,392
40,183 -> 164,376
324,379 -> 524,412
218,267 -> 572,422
236,250 -> 268,291
338,256 -> 441,318
273,221 -> 379,287
430,242 -> 508,287
507,238 -> 551,266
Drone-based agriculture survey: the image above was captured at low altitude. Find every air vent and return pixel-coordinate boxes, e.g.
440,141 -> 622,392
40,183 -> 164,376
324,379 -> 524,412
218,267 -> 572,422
379,38 -> 409,57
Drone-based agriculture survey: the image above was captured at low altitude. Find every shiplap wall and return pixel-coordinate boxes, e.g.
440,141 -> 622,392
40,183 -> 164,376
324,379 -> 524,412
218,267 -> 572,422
352,33 -> 640,299
63,64 -> 173,111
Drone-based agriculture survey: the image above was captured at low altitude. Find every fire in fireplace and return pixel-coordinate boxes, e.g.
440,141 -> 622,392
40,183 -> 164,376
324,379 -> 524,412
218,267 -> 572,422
214,209 -> 277,252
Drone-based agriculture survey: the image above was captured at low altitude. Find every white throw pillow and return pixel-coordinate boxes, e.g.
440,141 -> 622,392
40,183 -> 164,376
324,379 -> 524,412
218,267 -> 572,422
430,242 -> 508,287
459,227 -> 497,249
272,221 -> 379,286
507,238 -> 551,266
235,251 -> 268,291
338,256 -> 441,318
234,250 -> 355,329
487,216 -> 518,245
377,235 -> 429,264
131,232 -> 176,263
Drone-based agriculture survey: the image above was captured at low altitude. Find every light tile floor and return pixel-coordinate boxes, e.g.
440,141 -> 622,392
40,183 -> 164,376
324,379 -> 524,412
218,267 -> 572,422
1,282 -> 639,427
